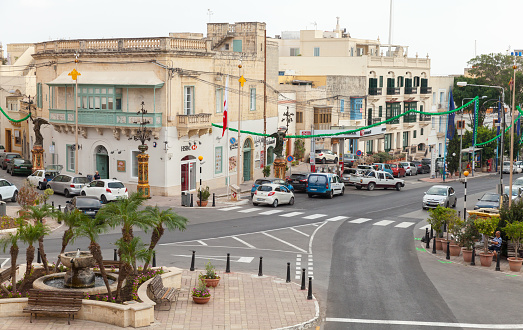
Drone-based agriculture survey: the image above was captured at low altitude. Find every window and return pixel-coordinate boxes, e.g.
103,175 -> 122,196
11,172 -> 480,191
397,76 -> 404,87
440,91 -> 445,105
290,48 -> 300,56
233,40 -> 242,52
36,83 -> 43,108
250,88 -> 256,111
378,106 -> 383,117
340,99 -> 345,113
66,145 -> 75,172
350,98 -> 363,120
413,130 -> 417,138
403,132 -> 409,147
404,102 -> 417,123
76,86 -> 120,111
366,140 -> 373,152
7,99 -> 19,111
215,88 -> 223,113
384,133 -> 392,151
224,44 -> 229,51
278,71 -> 285,76
433,92 -> 436,104
314,47 -> 320,56
414,76 -> 420,87
379,76 -> 383,88
432,117 -> 436,129
184,86 -> 194,115
215,146 -> 223,174
458,120 -> 466,129
132,151 -> 140,177
421,128 -> 424,135
386,103 -> 401,124
350,47 -> 354,56
14,130 -> 21,146
314,108 -> 332,127
296,112 -> 303,123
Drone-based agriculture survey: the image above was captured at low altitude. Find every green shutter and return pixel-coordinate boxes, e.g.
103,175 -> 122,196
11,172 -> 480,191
379,76 -> 383,88
378,106 -> 382,117
233,40 -> 242,52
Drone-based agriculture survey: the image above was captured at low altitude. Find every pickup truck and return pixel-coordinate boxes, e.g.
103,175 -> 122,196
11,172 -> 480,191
354,170 -> 405,191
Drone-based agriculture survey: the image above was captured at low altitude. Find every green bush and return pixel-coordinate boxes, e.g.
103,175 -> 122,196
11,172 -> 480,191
197,186 -> 210,201
372,152 -> 392,163
263,165 -> 271,177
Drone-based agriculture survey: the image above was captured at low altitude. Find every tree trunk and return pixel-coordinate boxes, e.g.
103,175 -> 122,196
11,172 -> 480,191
20,245 -> 35,290
115,262 -> 130,302
143,225 -> 163,272
38,236 -> 49,274
9,245 -> 18,292
89,241 -> 113,301
0,284 -> 9,295
55,228 -> 73,271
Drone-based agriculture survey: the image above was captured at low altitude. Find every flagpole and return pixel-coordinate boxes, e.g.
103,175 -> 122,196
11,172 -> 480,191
443,103 -> 448,183
509,58 -> 516,206
226,77 -> 230,199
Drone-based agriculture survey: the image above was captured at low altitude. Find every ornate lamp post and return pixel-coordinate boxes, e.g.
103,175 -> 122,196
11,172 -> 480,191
129,101 -> 152,198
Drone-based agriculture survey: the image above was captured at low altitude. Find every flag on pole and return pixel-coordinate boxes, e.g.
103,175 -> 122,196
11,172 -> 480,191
509,78 -> 514,91
222,75 -> 229,137
447,89 -> 456,140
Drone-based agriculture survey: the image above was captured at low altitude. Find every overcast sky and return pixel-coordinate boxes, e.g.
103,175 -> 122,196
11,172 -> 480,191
2,0 -> 522,75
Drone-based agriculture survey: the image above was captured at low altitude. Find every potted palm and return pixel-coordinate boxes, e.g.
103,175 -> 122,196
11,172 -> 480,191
427,206 -> 446,250
503,221 -> 523,272
192,278 -> 211,304
456,215 -> 480,262
197,186 -> 210,207
474,215 -> 500,267
199,261 -> 220,287
447,211 -> 463,257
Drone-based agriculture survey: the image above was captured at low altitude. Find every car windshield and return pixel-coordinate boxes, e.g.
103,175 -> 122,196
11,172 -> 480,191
504,187 -> 519,196
515,178 -> 523,185
108,182 -> 125,189
255,179 -> 270,185
258,185 -> 273,192
400,162 -> 408,166
390,164 -> 397,168
73,177 -> 90,184
481,194 -> 500,202
426,187 -> 448,196
76,198 -> 102,207
308,175 -> 327,184
290,174 -> 306,180
13,159 -> 28,165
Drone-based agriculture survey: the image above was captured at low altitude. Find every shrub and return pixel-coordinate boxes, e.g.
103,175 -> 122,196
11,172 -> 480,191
197,186 -> 210,201
263,165 -> 271,177
16,182 -> 39,209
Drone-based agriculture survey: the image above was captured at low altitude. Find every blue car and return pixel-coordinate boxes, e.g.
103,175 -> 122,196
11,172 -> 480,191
251,178 -> 293,198
306,173 -> 345,198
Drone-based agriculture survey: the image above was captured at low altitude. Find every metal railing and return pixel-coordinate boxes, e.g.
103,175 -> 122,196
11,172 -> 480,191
386,87 -> 400,95
177,113 -> 212,125
368,87 -> 382,96
421,87 -> 432,94
404,87 -> 417,94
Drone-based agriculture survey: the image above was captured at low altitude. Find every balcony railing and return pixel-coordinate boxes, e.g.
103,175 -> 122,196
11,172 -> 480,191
420,114 -> 431,121
421,86 -> 432,94
368,87 -> 382,96
404,87 -> 417,94
177,113 -> 212,126
403,114 -> 417,123
49,109 -> 162,127
387,87 -> 400,95
386,117 -> 400,125
372,118 -> 382,124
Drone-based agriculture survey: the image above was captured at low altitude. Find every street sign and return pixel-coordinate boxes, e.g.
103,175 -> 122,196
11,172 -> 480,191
287,155 -> 294,162
356,150 -> 362,156
230,137 -> 236,144
309,152 -> 315,165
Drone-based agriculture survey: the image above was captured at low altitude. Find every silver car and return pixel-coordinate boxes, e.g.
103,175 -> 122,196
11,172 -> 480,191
400,162 -> 418,176
47,174 -> 90,197
505,185 -> 523,204
422,185 -> 457,209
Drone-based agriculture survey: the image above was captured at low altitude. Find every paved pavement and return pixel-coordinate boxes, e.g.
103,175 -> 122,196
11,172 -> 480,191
417,170 -> 496,183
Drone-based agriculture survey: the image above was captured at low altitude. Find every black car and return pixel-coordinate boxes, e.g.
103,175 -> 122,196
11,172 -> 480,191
413,161 -> 430,174
65,196 -> 103,218
287,173 -> 309,192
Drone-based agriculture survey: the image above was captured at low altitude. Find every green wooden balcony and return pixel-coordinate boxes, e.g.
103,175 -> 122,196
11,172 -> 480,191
49,109 -> 162,128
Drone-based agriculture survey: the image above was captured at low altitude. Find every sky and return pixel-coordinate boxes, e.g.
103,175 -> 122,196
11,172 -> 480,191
2,0 -> 522,75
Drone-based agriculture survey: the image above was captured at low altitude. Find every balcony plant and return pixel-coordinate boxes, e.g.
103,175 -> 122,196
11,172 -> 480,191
503,221 -> 523,272
199,260 -> 220,287
192,278 -> 211,304
197,186 -> 210,207
456,215 -> 480,262
474,215 -> 500,267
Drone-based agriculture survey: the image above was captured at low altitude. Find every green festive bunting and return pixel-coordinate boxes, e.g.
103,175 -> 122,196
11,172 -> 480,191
0,106 -> 31,122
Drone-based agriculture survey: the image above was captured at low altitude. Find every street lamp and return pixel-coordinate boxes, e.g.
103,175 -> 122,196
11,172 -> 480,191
459,96 -> 487,178
198,155 -> 204,205
457,82 -> 505,197
462,170 -> 469,220
129,101 -> 152,198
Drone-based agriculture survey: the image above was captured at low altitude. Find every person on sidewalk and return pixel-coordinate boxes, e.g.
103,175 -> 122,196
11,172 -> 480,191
488,231 -> 502,258
94,171 -> 101,180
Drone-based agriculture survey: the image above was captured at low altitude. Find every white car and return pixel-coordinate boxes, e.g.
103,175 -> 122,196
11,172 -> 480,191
80,179 -> 128,203
315,149 -> 338,164
503,161 -> 518,174
0,179 -> 18,202
27,165 -> 63,190
400,162 -> 418,176
252,183 -> 295,207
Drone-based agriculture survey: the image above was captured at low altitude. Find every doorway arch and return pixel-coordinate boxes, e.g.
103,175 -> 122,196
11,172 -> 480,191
243,139 -> 253,181
181,155 -> 196,192
95,145 -> 109,179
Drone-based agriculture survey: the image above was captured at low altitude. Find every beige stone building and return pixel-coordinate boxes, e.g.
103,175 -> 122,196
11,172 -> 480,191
31,22 -> 279,196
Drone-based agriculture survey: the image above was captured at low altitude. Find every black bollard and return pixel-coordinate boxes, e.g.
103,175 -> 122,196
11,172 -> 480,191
471,246 -> 475,266
443,222 -> 447,233
190,194 -> 194,207
430,228 -> 433,239
300,268 -> 306,290
225,253 -> 231,273
152,251 -> 156,268
495,252 -> 501,271
307,277 -> 313,300
258,257 -> 263,276
37,248 -> 41,263
212,193 -> 216,207
425,229 -> 430,249
52,201 -> 55,210
113,249 -> 118,261
286,262 -> 291,283
432,234 -> 437,254
190,250 -> 196,271
446,241 -> 450,260
58,205 -> 61,212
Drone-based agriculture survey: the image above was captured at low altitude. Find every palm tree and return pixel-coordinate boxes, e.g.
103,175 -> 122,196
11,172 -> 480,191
142,206 -> 187,271
54,210 -> 83,271
0,221 -> 22,292
22,204 -> 56,274
114,236 -> 148,301
74,213 -> 113,300
18,221 -> 49,289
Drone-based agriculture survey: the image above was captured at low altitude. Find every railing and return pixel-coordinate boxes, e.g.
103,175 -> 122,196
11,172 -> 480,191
372,118 -> 382,124
403,113 -> 417,123
177,113 -> 212,125
386,117 -> 400,125
387,87 -> 400,95
314,123 -> 331,130
404,87 -> 417,94
420,114 -> 431,121
49,109 -> 162,127
421,87 -> 432,94
368,87 -> 382,96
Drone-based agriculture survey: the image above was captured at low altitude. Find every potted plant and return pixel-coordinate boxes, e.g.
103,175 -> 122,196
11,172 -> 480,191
427,206 -> 446,250
474,215 -> 500,267
199,260 -> 220,287
503,221 -> 523,272
447,212 -> 463,257
263,165 -> 271,178
456,215 -> 480,262
192,278 -> 211,304
197,186 -> 210,207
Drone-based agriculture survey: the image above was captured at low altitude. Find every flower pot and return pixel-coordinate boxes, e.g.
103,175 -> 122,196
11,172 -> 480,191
442,240 -> 449,253
204,278 -> 220,287
435,238 -> 443,250
192,296 -> 211,304
197,200 -> 208,207
462,248 -> 473,262
479,252 -> 494,267
449,244 -> 461,257
508,257 -> 523,272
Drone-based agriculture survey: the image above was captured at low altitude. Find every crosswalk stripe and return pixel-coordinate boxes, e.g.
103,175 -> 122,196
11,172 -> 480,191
303,214 -> 327,219
232,236 -> 256,249
395,222 -> 415,228
280,212 -> 305,217
259,209 -> 284,215
418,224 -> 430,230
327,216 -> 349,222
220,206 -> 243,211
262,232 -> 307,253
374,220 -> 395,226
349,218 -> 371,224
238,208 -> 259,213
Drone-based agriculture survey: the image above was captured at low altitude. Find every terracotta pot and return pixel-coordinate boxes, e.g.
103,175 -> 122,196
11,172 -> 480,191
449,244 -> 461,257
508,257 -> 523,272
192,296 -> 211,304
479,252 -> 494,267
462,248 -> 473,262
197,200 -> 208,207
442,240 -> 449,253
436,238 -> 443,250
204,278 -> 220,287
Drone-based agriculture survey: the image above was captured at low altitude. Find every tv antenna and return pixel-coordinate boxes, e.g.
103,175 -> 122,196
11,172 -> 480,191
207,9 -> 214,23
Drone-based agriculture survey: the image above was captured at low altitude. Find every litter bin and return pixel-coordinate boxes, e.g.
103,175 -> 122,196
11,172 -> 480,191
0,201 -> 6,216
181,192 -> 190,207
231,184 -> 240,202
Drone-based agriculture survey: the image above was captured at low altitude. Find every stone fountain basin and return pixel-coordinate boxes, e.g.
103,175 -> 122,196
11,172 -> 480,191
60,251 -> 96,268
33,272 -> 120,295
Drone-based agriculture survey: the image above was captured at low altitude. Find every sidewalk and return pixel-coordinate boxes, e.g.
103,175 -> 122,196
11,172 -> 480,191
417,171 -> 496,183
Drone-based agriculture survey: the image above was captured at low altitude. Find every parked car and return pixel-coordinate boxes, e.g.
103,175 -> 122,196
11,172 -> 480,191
6,159 -> 32,176
357,164 -> 373,171
390,163 -> 406,178
27,165 -> 63,190
354,170 -> 404,191
287,173 -> 309,192
400,162 -> 418,176
252,183 -> 295,207
503,161 -> 517,174
474,192 -> 509,210
47,174 -> 90,197
422,185 -> 457,209
65,196 -> 103,218
342,168 -> 357,185
343,153 -> 359,168
80,179 -> 128,203
251,178 -> 293,198
372,163 -> 393,176
412,160 -> 430,174
0,153 -> 21,170
421,158 -> 432,171
514,177 -> 523,186
0,179 -> 18,202
315,149 -> 338,164
307,173 -> 344,198
504,185 -> 523,204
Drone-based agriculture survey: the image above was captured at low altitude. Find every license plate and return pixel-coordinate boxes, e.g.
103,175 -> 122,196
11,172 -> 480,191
85,211 -> 95,215
293,180 -> 299,183
257,198 -> 263,201
310,189 -> 316,191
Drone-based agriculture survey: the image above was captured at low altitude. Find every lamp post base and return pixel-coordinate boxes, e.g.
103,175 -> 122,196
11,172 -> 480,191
137,145 -> 150,198
31,145 -> 44,171
273,158 -> 286,180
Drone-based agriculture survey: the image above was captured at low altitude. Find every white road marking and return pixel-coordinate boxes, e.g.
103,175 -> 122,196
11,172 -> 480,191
290,227 -> 309,237
259,209 -> 284,215
219,206 -> 243,211
418,224 -> 431,230
280,212 -> 304,217
374,220 -> 395,226
172,254 -> 254,263
326,216 -> 349,222
349,218 -> 372,224
237,257 -> 254,263
303,214 -> 327,219
395,222 -> 415,228
232,236 -> 256,249
0,258 -> 9,268
238,208 -> 259,213
196,240 -> 208,246
262,232 -> 307,253
325,318 -> 523,329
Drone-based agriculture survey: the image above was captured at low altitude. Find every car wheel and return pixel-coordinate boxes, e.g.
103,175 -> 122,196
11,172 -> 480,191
341,188 -> 345,196
322,158 -> 326,164
327,190 -> 333,199
356,186 -> 362,190
101,195 -> 108,204
46,184 -> 51,190
308,193 -> 313,198
367,182 -> 375,191
39,182 -> 45,190
81,191 -> 86,196
289,197 -> 295,205
253,203 -> 259,206
64,189 -> 71,198
11,191 -> 17,202
395,183 -> 402,191
272,199 -> 278,208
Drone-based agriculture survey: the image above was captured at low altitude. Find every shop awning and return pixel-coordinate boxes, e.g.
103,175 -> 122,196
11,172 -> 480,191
46,71 -> 164,88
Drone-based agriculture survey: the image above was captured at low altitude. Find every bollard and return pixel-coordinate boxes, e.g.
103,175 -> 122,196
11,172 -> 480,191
300,268 -> 306,290
458,211 -> 461,219
307,277 -> 313,300
37,248 -> 41,264
52,201 -> 55,210
212,193 -> 216,207
152,251 -> 156,268
446,241 -> 450,260
443,222 -> 447,233
425,229 -> 430,249
430,228 -> 433,239
225,253 -> 231,273
190,251 -> 196,271
190,194 -> 194,207
258,257 -> 263,277
113,249 -> 118,261
495,252 -> 501,271
432,234 -> 436,254
286,262 -> 291,283
58,205 -> 61,212
471,246 -> 475,266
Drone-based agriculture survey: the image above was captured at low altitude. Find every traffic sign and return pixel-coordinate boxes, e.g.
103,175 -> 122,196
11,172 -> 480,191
356,150 -> 362,156
230,137 -> 236,144
287,155 -> 294,162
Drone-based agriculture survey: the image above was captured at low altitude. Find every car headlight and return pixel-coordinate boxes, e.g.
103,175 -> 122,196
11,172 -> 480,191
474,206 -> 479,210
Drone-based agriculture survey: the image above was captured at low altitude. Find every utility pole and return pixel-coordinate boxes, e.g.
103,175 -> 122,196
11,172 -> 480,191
74,53 -> 79,174
509,58 -> 517,206
263,29 -> 267,169
237,60 -> 244,187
